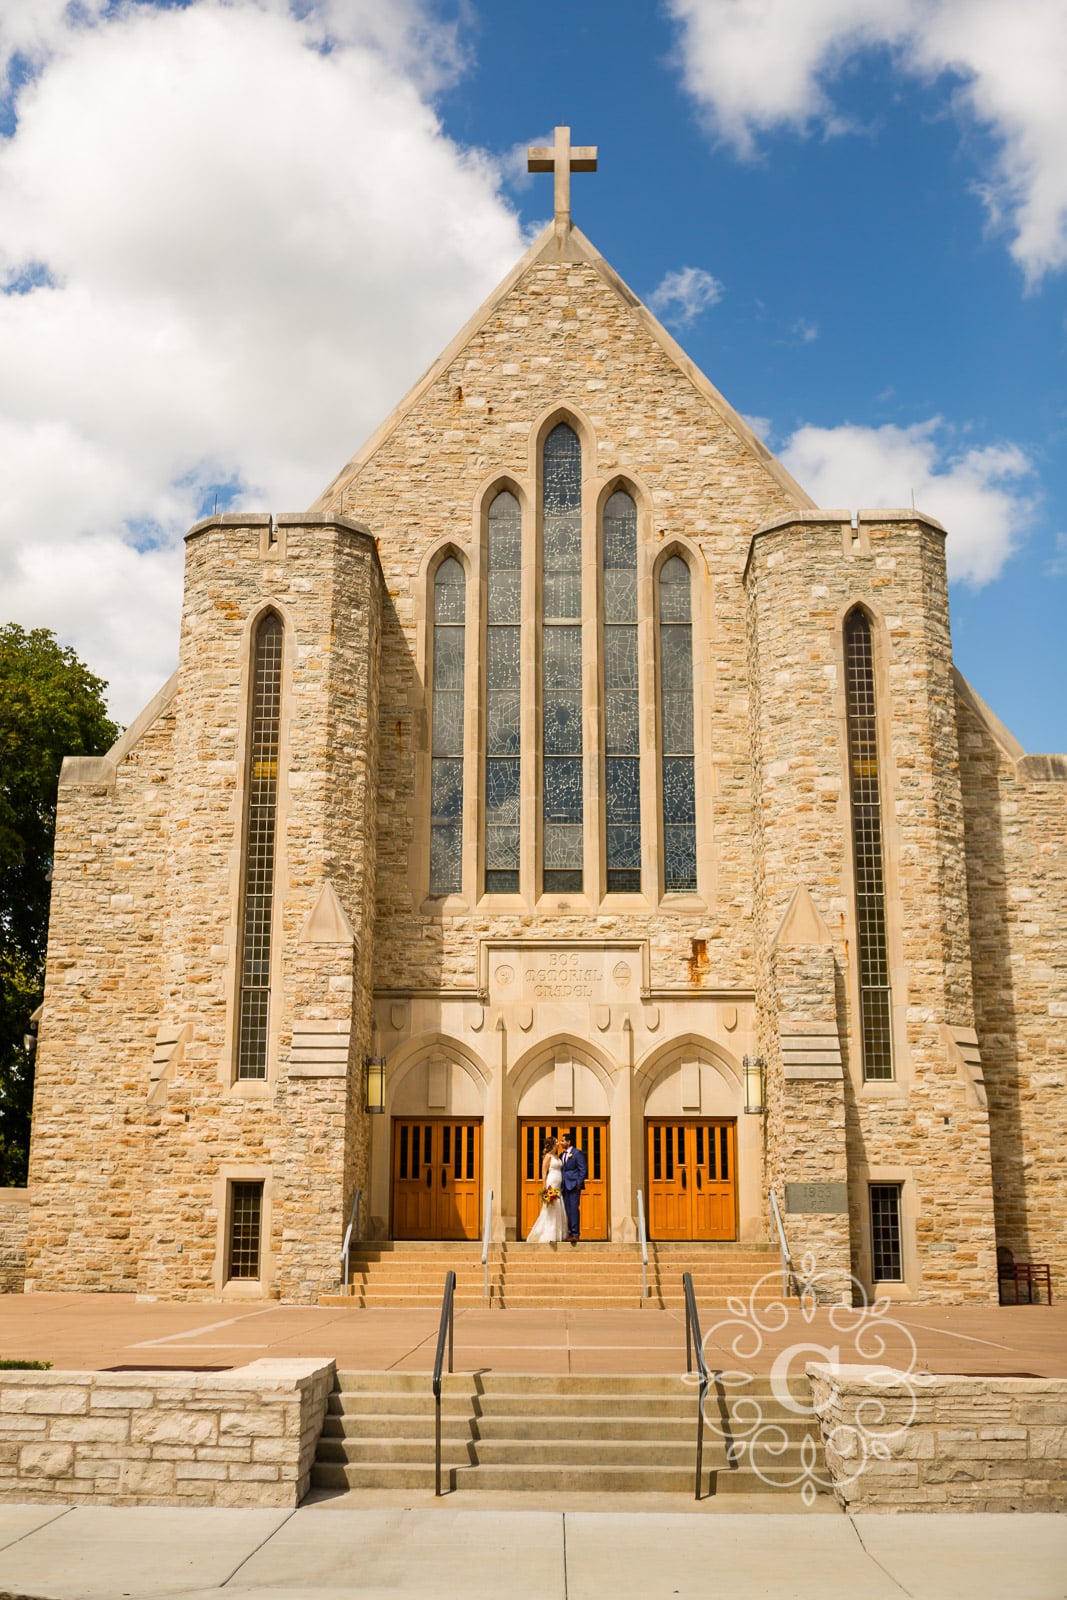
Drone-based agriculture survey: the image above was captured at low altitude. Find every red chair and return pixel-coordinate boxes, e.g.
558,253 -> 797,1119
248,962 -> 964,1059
998,1246 -> 1053,1305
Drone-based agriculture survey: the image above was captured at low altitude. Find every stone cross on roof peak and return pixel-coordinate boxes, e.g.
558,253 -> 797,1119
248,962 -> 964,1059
527,126 -> 598,235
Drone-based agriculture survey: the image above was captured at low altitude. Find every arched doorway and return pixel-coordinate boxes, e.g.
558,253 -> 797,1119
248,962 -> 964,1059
385,1048 -> 486,1240
514,1048 -> 612,1239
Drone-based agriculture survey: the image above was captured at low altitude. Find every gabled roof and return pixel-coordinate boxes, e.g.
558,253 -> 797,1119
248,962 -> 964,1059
310,221 -> 815,515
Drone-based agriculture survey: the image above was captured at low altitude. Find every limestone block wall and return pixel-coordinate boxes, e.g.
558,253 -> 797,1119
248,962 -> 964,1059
26,681 -> 178,1292
28,514 -> 382,1300
809,1364 -> 1067,1511
957,683 -> 1067,1289
0,1360 -> 333,1507
140,513 -> 382,1300
745,512 -> 997,1302
317,235 -> 803,1004
0,1190 -> 28,1293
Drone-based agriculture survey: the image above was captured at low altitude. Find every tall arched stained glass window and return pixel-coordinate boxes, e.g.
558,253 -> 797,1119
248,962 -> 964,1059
485,492 -> 521,893
603,489 -> 640,893
658,556 -> 696,893
429,558 -> 465,895
844,609 -> 894,1079
541,424 -> 583,894
236,611 -> 282,1079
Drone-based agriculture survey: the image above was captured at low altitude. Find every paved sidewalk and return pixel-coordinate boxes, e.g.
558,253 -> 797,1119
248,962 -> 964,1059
0,1503 -> 1064,1600
2,1294 -> 1065,1376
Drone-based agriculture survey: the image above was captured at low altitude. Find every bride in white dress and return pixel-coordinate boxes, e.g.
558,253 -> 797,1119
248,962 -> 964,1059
526,1137 -> 566,1244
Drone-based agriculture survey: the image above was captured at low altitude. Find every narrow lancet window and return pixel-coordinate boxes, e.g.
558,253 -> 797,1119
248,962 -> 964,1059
603,489 -> 640,892
658,556 -> 696,892
236,611 -> 282,1079
541,424 -> 583,893
430,557 -> 465,895
485,492 -> 522,893
845,609 -> 893,1079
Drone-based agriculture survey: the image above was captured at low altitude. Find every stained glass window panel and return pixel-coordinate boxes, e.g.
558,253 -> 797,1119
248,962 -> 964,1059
430,557 -> 465,895
485,492 -> 522,893
659,556 -> 691,621
658,557 -> 696,893
542,426 -> 583,892
603,489 -> 640,893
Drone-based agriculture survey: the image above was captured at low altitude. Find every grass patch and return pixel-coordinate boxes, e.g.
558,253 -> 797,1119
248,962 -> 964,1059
0,1360 -> 52,1370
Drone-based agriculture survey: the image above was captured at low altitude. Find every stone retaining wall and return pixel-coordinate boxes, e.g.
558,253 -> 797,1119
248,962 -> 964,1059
809,1362 -> 1067,1511
0,1358 -> 333,1507
0,1190 -> 27,1293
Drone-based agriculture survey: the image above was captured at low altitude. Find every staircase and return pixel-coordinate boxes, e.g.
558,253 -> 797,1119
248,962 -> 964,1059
311,1371 -> 829,1498
320,1240 -> 785,1310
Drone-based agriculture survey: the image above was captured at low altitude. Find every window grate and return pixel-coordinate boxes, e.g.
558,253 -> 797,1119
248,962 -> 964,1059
228,1182 -> 263,1279
845,612 -> 893,1079
869,1183 -> 903,1280
430,557 -> 465,895
236,614 -> 282,1080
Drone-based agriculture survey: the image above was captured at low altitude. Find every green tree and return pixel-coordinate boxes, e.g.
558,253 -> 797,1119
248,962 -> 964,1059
0,625 -> 119,1184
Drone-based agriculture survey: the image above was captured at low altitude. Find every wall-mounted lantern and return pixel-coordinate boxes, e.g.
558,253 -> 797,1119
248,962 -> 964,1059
743,1054 -> 766,1115
364,1056 -> 386,1115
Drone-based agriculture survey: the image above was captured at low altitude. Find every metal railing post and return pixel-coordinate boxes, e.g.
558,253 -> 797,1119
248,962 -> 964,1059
682,1270 -> 710,1501
341,1188 -> 361,1289
481,1189 -> 494,1304
636,1189 -> 648,1304
768,1188 -> 798,1299
432,1269 -> 456,1497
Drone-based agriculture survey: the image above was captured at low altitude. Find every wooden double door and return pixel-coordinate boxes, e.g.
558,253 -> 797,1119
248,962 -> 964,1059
392,1119 -> 482,1240
519,1120 -> 609,1240
646,1120 -> 737,1240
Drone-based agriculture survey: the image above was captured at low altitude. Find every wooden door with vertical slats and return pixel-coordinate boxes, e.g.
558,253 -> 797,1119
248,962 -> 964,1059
646,1120 -> 737,1241
518,1120 -> 609,1240
391,1119 -> 482,1240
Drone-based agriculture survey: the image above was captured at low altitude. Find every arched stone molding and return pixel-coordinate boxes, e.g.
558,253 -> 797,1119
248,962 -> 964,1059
635,1035 -> 742,1116
383,1035 -> 490,1116
505,1034 -> 617,1116
529,401 -> 599,480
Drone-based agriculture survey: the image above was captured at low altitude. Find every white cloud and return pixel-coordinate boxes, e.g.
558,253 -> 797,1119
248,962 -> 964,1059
667,0 -> 1067,283
1049,532 -> 1067,578
792,318 -> 819,344
647,265 -> 724,327
0,1 -> 525,722
779,417 -> 1035,584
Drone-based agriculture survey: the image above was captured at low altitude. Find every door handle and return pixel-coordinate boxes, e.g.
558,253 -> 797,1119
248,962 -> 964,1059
681,1168 -> 687,1191
441,1168 -> 447,1189
696,1170 -> 703,1190
425,1168 -> 431,1189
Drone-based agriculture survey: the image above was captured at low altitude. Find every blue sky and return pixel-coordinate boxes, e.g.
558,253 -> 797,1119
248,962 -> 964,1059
1,0 -> 1065,748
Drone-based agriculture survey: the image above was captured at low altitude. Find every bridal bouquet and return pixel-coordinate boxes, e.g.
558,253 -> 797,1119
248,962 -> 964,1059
539,1186 -> 561,1207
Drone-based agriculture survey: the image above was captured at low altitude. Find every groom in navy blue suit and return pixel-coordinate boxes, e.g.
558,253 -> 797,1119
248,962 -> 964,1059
558,1131 -> 587,1244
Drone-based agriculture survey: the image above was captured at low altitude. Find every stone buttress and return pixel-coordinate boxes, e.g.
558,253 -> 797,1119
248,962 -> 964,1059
746,510 -> 998,1302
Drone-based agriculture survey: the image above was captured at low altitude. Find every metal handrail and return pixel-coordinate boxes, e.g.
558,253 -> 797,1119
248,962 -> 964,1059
768,1187 -> 800,1299
432,1270 -> 456,1497
636,1189 -> 649,1303
682,1270 -> 709,1500
481,1189 -> 494,1304
341,1188 -> 361,1289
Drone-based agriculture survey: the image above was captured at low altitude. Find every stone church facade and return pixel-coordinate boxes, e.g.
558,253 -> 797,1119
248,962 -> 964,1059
24,153 -> 1066,1305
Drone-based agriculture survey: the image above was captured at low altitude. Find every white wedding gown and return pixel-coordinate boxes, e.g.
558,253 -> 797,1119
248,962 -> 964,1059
526,1155 -> 566,1243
